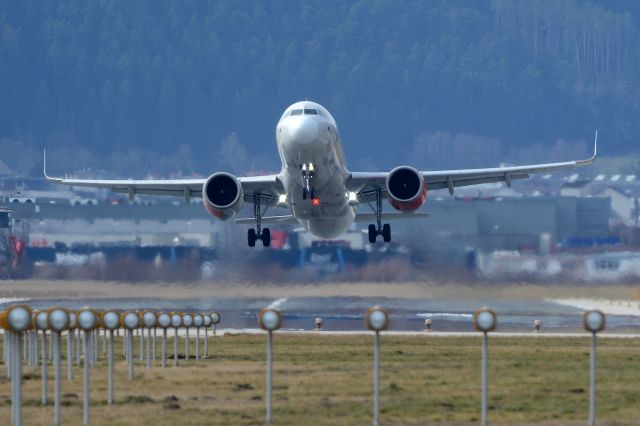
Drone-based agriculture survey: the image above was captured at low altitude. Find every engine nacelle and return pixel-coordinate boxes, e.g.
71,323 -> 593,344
386,166 -> 427,212
202,172 -> 244,220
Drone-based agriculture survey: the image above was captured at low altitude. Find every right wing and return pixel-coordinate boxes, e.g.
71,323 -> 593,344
348,131 -> 598,198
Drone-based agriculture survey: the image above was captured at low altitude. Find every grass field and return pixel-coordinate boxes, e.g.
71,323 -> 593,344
0,333 -> 639,425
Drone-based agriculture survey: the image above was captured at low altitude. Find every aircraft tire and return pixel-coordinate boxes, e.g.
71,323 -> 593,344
368,224 -> 377,243
382,223 -> 391,243
262,228 -> 271,247
248,229 -> 257,247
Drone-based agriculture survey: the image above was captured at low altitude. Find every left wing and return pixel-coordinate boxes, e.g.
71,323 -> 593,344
349,131 -> 597,197
44,152 -> 283,204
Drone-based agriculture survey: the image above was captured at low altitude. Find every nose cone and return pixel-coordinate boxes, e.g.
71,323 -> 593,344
288,117 -> 319,144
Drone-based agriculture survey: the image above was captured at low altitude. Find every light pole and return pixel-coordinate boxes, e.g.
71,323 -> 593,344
47,308 -> 70,426
203,314 -> 212,358
142,311 -> 157,369
182,313 -> 194,362
121,311 -> 140,380
77,309 -> 98,426
102,310 -> 121,405
583,310 -> 605,426
210,311 -> 221,336
35,310 -> 49,406
0,304 -> 32,426
171,313 -> 182,367
157,313 -> 171,368
473,307 -> 497,426
258,308 -> 282,425
194,314 -> 204,361
67,312 -> 77,381
366,306 -> 389,426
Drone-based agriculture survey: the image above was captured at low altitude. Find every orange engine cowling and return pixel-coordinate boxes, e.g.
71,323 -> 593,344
386,166 -> 427,212
202,172 -> 244,220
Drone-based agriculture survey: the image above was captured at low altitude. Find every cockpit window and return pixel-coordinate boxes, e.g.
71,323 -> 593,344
304,109 -> 318,115
290,109 -> 303,116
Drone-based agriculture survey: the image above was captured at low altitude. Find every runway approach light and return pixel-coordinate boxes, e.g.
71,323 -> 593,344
424,319 -> 432,331
157,313 -> 171,329
366,306 -> 389,331
583,310 -> 605,333
122,311 -> 140,330
203,314 -> 212,328
47,308 -> 70,332
258,308 -> 282,331
68,312 -> 77,329
0,305 -> 32,332
36,310 -> 49,331
78,310 -> 98,331
182,313 -> 194,327
473,308 -> 497,332
194,314 -> 204,327
171,313 -> 182,328
102,311 -> 121,330
142,311 -> 157,328
210,311 -> 221,324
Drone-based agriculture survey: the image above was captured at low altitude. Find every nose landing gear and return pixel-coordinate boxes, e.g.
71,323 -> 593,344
367,189 -> 391,243
301,163 -> 315,200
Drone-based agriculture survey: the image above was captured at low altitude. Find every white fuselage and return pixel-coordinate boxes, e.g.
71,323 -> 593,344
276,101 -> 355,238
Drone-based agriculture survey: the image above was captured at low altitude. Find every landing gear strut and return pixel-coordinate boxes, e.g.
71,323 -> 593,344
248,194 -> 271,247
368,189 -> 391,243
301,163 -> 315,200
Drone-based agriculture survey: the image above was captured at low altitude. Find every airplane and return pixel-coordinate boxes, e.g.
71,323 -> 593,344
45,101 -> 597,247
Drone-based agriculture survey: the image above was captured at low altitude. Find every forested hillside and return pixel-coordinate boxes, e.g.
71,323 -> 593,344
1,0 -> 639,176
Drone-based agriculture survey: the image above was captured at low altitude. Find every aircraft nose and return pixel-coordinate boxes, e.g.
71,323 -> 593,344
288,117 -> 319,144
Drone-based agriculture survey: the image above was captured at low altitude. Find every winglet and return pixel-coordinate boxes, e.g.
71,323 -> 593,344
576,130 -> 598,166
43,149 -> 62,182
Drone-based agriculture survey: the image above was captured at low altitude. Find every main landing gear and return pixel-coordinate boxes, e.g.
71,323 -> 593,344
368,189 -> 391,243
301,163 -> 315,200
248,194 -> 271,247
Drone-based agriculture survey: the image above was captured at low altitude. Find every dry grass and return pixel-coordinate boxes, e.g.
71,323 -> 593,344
1,280 -> 639,301
0,334 -> 638,425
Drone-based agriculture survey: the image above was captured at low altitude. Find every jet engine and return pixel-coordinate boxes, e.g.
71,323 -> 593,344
385,166 -> 427,212
202,172 -> 244,220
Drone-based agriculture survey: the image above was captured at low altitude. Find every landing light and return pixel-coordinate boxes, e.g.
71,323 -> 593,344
312,198 -> 320,206
278,194 -> 287,204
348,192 -> 358,203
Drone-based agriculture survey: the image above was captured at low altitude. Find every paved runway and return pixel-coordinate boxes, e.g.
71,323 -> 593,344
1,293 -> 638,333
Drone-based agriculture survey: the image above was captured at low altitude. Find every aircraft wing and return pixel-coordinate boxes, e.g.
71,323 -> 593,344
348,132 -> 597,198
44,153 -> 284,204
